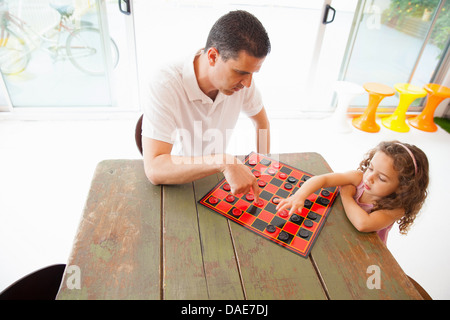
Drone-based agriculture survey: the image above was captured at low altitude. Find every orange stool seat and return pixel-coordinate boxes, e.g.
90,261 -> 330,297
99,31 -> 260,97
408,83 -> 450,132
352,82 -> 395,133
382,83 -> 427,132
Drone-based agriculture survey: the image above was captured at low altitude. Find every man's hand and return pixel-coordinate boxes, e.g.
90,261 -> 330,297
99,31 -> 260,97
222,161 -> 260,202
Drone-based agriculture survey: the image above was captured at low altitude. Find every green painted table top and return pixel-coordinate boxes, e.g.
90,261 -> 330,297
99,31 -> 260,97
56,153 -> 422,300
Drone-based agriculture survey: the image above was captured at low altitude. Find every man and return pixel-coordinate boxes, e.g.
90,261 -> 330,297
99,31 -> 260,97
142,10 -> 271,200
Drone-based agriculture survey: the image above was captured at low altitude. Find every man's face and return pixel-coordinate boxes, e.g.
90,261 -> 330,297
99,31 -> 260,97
208,49 -> 265,96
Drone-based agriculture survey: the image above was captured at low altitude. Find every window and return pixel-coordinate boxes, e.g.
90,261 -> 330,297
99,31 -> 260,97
340,0 -> 450,111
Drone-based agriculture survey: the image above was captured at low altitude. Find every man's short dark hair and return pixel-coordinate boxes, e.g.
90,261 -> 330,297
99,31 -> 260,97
205,10 -> 271,61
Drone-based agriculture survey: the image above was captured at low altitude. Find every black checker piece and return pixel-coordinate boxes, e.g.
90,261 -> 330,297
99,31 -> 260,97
277,231 -> 294,244
304,199 -> 313,209
290,214 -> 304,226
298,228 -> 312,240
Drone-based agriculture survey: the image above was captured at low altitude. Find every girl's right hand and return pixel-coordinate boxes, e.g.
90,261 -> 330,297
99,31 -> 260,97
276,196 -> 305,217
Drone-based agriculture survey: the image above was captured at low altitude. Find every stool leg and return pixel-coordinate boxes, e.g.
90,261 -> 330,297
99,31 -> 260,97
408,94 -> 445,132
352,93 -> 384,133
382,93 -> 416,132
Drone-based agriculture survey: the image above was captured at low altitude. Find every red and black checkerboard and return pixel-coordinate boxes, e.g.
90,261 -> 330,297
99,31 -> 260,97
198,152 -> 339,258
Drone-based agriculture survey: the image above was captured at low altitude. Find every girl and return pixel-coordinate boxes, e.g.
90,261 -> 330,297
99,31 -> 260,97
276,141 -> 429,244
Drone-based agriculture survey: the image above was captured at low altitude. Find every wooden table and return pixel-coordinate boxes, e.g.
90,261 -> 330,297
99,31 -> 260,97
56,153 -> 422,300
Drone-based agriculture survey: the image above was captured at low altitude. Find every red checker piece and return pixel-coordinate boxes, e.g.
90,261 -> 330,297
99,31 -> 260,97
232,208 -> 242,217
253,170 -> 261,178
255,199 -> 265,207
225,194 -> 235,202
245,194 -> 255,201
271,162 -> 281,169
208,196 -> 218,204
278,172 -> 287,179
257,180 -> 267,187
278,209 -> 289,218
223,183 -> 231,191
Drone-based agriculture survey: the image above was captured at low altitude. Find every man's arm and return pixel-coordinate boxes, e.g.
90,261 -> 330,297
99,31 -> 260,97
142,137 -> 261,199
249,107 -> 270,154
142,137 -> 220,185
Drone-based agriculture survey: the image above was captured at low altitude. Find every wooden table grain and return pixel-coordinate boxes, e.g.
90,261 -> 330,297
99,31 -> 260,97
56,153 -> 422,300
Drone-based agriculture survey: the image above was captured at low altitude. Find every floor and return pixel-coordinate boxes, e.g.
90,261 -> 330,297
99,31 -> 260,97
0,112 -> 449,299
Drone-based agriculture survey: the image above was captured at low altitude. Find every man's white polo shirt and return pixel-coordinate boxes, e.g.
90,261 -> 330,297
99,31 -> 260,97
142,50 -> 263,157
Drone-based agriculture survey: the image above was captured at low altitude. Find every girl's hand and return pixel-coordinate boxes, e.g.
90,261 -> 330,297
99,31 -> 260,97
276,195 -> 305,216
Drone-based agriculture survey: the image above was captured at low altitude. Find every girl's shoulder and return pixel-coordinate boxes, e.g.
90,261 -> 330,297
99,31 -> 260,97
343,170 -> 364,186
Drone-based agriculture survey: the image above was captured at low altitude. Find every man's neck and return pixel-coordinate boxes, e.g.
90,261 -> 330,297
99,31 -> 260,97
194,53 -> 219,100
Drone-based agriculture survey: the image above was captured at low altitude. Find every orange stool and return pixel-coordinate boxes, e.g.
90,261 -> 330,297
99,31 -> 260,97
408,83 -> 450,132
352,82 -> 395,133
382,83 -> 426,132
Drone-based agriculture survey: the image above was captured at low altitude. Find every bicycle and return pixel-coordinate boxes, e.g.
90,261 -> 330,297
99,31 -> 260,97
0,2 -> 119,76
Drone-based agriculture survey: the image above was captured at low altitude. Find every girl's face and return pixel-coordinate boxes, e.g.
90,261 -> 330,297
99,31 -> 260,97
363,151 -> 400,200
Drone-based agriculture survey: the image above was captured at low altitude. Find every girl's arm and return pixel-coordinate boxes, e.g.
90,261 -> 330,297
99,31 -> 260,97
340,185 -> 404,232
276,170 -> 362,216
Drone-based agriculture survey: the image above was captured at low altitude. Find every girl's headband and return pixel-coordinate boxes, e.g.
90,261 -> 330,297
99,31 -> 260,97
395,143 -> 418,175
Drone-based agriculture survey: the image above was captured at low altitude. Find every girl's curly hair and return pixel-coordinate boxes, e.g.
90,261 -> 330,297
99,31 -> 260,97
357,141 -> 429,234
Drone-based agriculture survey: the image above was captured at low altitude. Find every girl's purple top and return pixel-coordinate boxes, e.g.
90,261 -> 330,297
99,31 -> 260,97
353,181 -> 393,245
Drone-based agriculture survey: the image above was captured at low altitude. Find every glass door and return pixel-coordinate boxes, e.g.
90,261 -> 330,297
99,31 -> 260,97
0,0 -> 137,109
132,0 -> 343,117
339,0 -> 450,110
0,74 -> 11,111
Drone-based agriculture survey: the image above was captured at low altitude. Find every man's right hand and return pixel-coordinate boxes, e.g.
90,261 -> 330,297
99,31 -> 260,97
221,160 -> 260,202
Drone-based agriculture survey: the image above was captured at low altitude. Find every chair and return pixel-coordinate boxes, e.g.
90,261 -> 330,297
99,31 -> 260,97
329,81 -> 365,133
407,275 -> 432,300
135,114 -> 143,155
0,264 -> 66,300
382,83 -> 427,132
408,83 -> 450,132
352,82 -> 395,133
